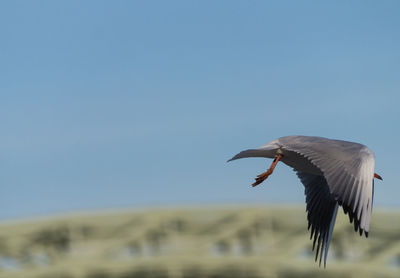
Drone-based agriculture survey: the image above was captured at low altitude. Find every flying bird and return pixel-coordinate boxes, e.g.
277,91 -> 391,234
228,135 -> 382,266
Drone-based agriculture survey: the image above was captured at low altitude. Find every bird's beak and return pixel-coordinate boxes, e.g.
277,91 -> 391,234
374,173 -> 383,180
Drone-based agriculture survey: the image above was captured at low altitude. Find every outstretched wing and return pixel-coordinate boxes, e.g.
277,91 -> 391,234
296,171 -> 338,267
278,136 -> 375,236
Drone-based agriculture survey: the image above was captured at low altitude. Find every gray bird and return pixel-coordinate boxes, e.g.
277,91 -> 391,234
228,135 -> 382,266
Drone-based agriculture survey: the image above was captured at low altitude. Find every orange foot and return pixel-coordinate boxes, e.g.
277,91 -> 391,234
252,154 -> 283,187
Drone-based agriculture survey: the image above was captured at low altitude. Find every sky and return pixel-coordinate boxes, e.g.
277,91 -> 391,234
1,1 -> 399,220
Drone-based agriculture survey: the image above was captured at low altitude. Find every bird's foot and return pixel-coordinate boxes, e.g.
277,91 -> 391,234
252,170 -> 272,187
252,154 -> 283,187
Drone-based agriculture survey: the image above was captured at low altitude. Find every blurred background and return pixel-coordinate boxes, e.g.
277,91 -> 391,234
1,1 -> 399,277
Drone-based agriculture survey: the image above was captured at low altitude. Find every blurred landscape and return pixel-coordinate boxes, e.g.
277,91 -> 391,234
0,206 -> 399,278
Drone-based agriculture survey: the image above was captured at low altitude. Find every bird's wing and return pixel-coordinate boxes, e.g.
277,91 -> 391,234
278,136 -> 375,236
296,171 -> 338,267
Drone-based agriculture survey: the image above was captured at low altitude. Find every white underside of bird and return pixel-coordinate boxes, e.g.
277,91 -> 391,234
228,135 -> 382,267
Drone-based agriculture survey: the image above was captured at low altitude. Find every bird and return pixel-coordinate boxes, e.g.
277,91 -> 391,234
228,135 -> 382,267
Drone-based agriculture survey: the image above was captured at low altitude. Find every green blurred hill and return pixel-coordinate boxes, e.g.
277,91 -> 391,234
0,206 -> 399,278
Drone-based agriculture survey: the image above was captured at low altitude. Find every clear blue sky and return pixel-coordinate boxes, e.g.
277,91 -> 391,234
1,1 -> 399,220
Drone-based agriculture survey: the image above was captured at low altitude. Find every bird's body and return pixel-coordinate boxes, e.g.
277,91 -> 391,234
229,135 -> 382,266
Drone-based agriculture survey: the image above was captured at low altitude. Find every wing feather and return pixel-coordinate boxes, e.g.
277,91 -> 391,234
296,171 -> 338,267
278,136 -> 375,236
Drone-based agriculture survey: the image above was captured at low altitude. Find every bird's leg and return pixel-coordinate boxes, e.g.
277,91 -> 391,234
252,154 -> 283,187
